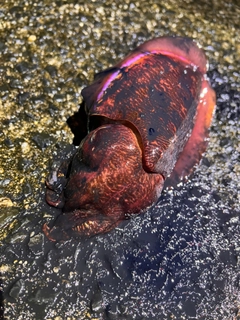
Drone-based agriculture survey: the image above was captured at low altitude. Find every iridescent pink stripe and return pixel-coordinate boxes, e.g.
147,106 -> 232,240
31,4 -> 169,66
96,50 -> 196,102
121,53 -> 147,68
96,53 -> 149,101
97,70 -> 120,101
151,50 -> 195,67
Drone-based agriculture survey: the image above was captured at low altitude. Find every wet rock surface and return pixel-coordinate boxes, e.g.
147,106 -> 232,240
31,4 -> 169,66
0,0 -> 239,319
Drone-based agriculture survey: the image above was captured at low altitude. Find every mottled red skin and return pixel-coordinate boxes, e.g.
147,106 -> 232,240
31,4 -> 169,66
44,36 -> 215,241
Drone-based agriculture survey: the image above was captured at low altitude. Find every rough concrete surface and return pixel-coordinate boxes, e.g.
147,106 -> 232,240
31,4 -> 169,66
0,1 -> 239,319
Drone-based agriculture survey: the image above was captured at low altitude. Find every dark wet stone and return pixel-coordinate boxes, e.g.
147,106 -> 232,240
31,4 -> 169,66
10,191 -> 24,202
105,303 -> 119,320
220,137 -> 230,147
4,137 -> 14,148
0,206 -> 19,231
17,92 -> 30,105
24,112 -> 35,120
106,304 -> 132,320
45,65 -> 58,78
0,92 -> 8,102
0,179 -> 11,187
2,117 -> 18,125
59,62 -> 75,78
54,142 -> 77,156
32,132 -> 55,150
31,94 -> 46,105
9,6 -> 23,16
9,78 -> 23,89
118,304 -> 129,316
43,86 -> 58,95
53,93 -> 65,102
211,191 -> 221,202
0,84 -> 9,93
28,233 -> 44,255
29,287 -> 56,305
15,61 -> 33,74
8,232 -> 29,244
22,182 -> 32,197
22,73 -> 34,82
73,74 -> 87,87
18,158 -> 32,171
9,279 -> 25,300
0,41 -> 6,52
0,65 -> 7,74
201,156 -> 212,167
90,289 -> 104,312
41,77 -> 50,86
0,292 -> 3,319
0,10 -> 5,18
108,255 -> 131,280
48,103 -> 59,116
